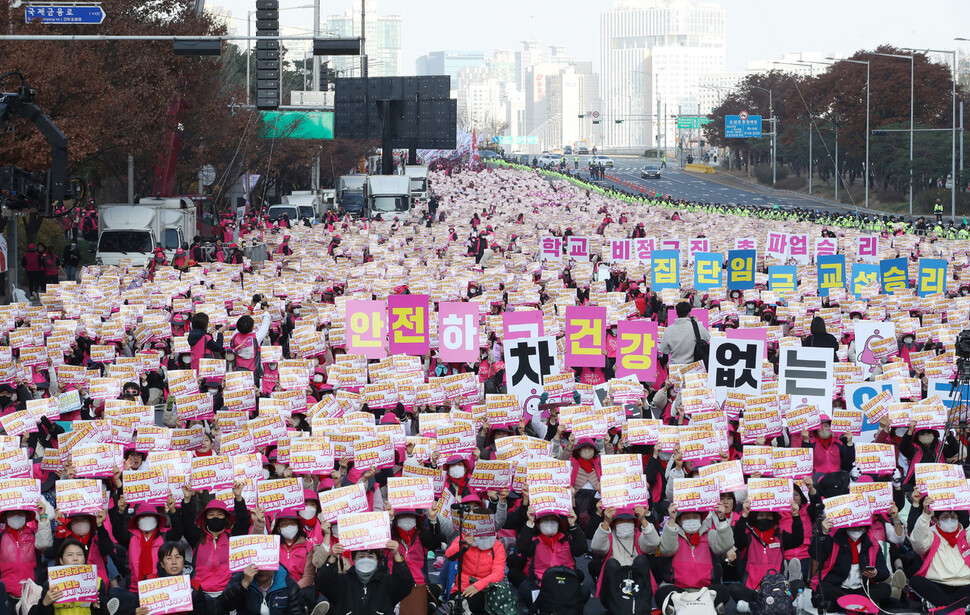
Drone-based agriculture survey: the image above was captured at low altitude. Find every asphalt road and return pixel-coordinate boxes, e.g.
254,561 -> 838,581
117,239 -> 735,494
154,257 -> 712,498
569,155 -> 862,215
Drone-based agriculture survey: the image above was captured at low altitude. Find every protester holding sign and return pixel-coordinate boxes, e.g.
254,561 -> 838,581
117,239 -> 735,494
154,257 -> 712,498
222,561 -> 301,615
179,481 -> 252,595
108,496 -> 183,593
513,506 -> 588,609
656,501 -> 735,610
909,496 -> 970,610
31,539 -> 104,615
443,517 -> 507,615
314,539 -> 413,615
0,498 -> 52,601
389,501 -> 444,615
730,498 -> 804,613
51,509 -> 115,592
590,505 -> 658,609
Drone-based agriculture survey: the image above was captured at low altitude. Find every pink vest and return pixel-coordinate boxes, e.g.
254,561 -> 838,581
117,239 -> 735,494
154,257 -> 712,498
781,509 -> 811,560
569,457 -> 602,491
301,522 -> 324,548
531,535 -> 576,581
0,529 -> 36,597
916,530 -> 970,577
128,531 -> 164,591
670,533 -> 713,589
742,529 -> 784,590
813,439 -> 842,474
395,530 -> 428,584
195,532 -> 231,592
905,446 -> 925,483
189,333 -> 214,372
231,332 -> 258,371
280,538 -> 309,584
261,371 -> 279,395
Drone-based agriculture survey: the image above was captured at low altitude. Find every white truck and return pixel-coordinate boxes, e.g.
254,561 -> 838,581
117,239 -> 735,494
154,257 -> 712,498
365,175 -> 412,219
96,198 -> 197,267
337,175 -> 366,216
282,190 -> 333,224
403,165 -> 429,201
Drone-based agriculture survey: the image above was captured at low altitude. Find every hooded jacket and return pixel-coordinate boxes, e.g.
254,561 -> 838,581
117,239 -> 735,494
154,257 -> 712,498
314,554 -> 415,615
181,496 -> 252,592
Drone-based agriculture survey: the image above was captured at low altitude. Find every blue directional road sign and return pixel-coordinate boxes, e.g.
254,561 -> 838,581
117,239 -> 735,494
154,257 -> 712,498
25,4 -> 106,24
725,115 -> 763,138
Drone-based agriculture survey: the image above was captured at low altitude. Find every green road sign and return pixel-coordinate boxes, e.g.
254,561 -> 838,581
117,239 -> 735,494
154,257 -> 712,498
259,111 -> 334,139
676,116 -> 712,130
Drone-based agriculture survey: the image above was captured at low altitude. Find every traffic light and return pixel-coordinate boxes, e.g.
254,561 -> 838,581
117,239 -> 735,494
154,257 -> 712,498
615,120 -> 623,124
319,61 -> 337,90
255,0 -> 280,110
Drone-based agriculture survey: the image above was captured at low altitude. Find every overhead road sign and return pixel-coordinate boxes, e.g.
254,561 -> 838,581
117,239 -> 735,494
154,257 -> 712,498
25,4 -> 105,24
676,116 -> 712,130
725,114 -> 763,138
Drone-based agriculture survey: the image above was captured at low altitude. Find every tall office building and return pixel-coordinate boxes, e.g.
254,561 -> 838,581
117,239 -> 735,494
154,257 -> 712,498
322,0 -> 402,78
600,0 -> 725,149
416,51 -> 487,91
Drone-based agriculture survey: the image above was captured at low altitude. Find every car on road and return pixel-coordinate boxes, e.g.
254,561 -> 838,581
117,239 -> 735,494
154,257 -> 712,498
577,147 -> 589,155
537,153 -> 563,166
478,150 -> 501,160
590,155 -> 614,167
640,163 -> 662,179
563,145 -> 573,155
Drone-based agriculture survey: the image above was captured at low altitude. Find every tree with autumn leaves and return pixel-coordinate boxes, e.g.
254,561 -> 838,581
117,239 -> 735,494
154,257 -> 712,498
0,0 -> 371,238
705,46 -> 968,208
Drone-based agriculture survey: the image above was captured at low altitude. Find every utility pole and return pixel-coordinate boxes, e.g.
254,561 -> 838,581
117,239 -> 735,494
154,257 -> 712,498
312,0 -> 320,91
360,0 -> 367,79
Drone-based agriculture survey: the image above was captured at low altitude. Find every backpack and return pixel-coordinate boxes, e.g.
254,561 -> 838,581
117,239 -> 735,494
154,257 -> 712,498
689,318 -> 710,368
661,588 -> 715,615
531,566 -> 585,615
752,569 -> 795,615
603,564 -> 652,615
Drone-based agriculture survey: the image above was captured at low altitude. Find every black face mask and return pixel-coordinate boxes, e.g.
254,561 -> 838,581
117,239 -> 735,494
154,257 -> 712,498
205,517 -> 227,533
753,518 -> 774,532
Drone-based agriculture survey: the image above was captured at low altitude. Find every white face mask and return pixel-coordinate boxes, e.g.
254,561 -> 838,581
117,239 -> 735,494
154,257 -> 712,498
279,525 -> 298,540
847,529 -> 865,542
71,520 -> 92,536
448,465 -> 466,479
262,469 -> 271,480
614,523 -> 635,539
181,355 -> 191,364
313,374 -> 324,383
680,519 -> 702,534
138,516 -> 158,532
299,506 -> 317,521
658,450 -> 672,461
939,518 -> 961,533
354,557 -> 378,574
539,520 -> 560,536
580,448 -> 595,460
817,428 -> 832,439
474,535 -> 496,550
894,427 -> 908,438
6,514 -> 26,530
396,517 -> 417,532
919,434 -> 935,446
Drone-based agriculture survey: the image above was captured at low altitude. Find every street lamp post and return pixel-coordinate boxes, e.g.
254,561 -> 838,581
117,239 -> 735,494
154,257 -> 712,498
774,61 -> 815,194
829,57 -> 870,209
918,47 -> 958,220
867,51 -> 915,214
749,85 -> 775,186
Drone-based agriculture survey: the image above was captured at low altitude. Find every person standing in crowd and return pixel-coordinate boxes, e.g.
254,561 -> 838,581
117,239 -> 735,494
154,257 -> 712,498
659,301 -> 710,366
21,243 -> 44,297
62,240 -> 81,282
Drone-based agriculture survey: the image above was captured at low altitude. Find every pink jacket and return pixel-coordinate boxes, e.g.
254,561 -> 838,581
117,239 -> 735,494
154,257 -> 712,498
0,528 -> 38,597
444,537 -> 506,593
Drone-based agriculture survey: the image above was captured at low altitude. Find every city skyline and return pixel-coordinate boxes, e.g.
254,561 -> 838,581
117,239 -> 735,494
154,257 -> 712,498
216,0 -> 970,75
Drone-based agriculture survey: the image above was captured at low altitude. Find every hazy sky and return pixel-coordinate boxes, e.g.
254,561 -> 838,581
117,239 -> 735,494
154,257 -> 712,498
214,0 -> 970,72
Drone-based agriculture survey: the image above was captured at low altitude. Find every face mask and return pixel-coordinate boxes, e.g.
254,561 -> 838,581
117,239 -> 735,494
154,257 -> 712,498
939,518 -> 961,533
919,434 -> 935,446
262,469 -> 271,480
138,516 -> 158,532
658,450 -> 672,461
817,428 -> 832,439
894,427 -> 908,437
313,374 -> 324,383
354,557 -> 378,575
448,465 -> 466,479
474,535 -> 497,550
267,363 -> 277,371
208,387 -> 219,394
396,517 -> 417,532
580,448 -> 595,460
299,506 -> 317,521
205,517 -> 227,533
903,337 -> 914,345
847,529 -> 865,542
614,523 -> 635,539
539,520 -> 560,536
71,520 -> 92,536
754,518 -> 774,532
181,356 -> 191,364
6,514 -> 26,530
680,519 -> 702,534
280,525 -> 298,540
